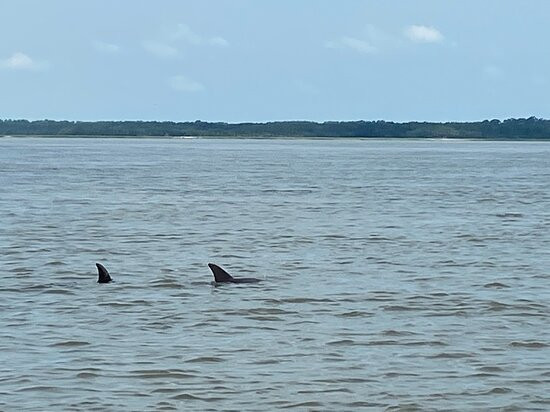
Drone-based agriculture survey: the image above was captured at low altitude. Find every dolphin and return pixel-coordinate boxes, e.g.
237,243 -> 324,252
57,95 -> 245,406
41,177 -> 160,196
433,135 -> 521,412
96,263 -> 113,283
208,263 -> 261,284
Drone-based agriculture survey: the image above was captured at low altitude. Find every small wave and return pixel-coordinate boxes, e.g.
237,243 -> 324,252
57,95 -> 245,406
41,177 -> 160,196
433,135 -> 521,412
513,379 -> 544,384
485,301 -> 512,311
129,369 -> 195,379
315,377 -> 374,384
148,280 -> 182,289
482,387 -> 513,394
327,339 -> 356,346
151,388 -> 181,394
170,393 -> 201,400
509,341 -> 547,348
429,352 -> 474,359
483,282 -> 510,288
321,234 -> 348,239
229,307 -> 296,316
45,260 -> 67,266
16,386 -> 62,392
76,372 -> 99,378
437,259 -> 466,267
297,388 -> 352,394
43,288 -> 74,295
281,401 -> 324,409
250,359 -> 280,365
50,340 -> 90,347
281,297 -> 335,304
13,267 -> 33,275
186,356 -> 225,363
383,305 -> 422,312
479,366 -> 505,373
336,310 -> 372,318
367,235 -> 394,242
98,301 -> 134,307
403,340 -> 448,347
385,402 -> 423,411
425,310 -> 468,317
382,329 -> 417,336
174,393 -> 224,402
288,320 -> 319,325
346,401 -> 387,408
246,315 -> 283,321
496,212 -> 523,219
366,340 -> 399,346
384,372 -> 420,378
154,401 -> 179,411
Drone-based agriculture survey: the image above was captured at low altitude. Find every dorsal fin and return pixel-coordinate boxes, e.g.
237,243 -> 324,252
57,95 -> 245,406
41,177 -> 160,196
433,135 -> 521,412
96,263 -> 113,283
208,263 -> 234,282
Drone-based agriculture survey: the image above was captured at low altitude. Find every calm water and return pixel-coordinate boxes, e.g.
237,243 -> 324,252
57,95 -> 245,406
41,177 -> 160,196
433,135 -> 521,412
1,137 -> 549,411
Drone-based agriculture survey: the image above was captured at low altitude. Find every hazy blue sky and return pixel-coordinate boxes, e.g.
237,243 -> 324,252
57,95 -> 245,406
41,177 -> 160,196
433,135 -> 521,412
1,0 -> 549,122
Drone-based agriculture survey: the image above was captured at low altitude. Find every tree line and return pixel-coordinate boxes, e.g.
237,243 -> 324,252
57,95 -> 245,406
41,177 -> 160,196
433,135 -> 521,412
1,117 -> 550,138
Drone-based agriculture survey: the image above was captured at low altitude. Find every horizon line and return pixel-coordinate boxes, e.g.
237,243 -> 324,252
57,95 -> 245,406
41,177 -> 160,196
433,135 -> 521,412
1,116 -> 546,124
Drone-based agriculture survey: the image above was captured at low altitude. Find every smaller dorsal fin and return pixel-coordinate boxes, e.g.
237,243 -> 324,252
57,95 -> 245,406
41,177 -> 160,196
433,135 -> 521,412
96,263 -> 113,283
208,263 -> 234,282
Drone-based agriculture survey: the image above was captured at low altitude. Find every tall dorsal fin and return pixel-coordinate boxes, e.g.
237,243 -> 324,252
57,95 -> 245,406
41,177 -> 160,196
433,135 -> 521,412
96,263 -> 113,283
208,263 -> 234,282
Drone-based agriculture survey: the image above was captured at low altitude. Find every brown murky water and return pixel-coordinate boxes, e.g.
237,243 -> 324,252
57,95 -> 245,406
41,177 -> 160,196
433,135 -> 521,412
1,137 -> 549,410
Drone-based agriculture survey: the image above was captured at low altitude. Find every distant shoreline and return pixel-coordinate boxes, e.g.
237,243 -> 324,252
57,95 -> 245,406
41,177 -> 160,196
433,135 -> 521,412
2,134 -> 550,141
2,117 -> 550,139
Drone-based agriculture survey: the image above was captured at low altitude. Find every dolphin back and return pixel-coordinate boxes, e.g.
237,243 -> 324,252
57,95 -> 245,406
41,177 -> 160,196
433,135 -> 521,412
208,263 -> 262,284
96,263 -> 113,283
208,263 -> 235,283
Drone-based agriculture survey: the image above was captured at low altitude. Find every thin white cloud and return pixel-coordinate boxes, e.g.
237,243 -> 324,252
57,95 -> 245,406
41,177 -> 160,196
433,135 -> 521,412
0,52 -> 47,70
404,25 -> 444,43
326,36 -> 376,54
171,23 -> 202,45
209,36 -> 229,47
142,41 -> 179,58
171,23 -> 229,47
1,52 -> 34,69
169,75 -> 204,92
144,24 -> 227,60
93,41 -> 120,53
326,25 -> 401,54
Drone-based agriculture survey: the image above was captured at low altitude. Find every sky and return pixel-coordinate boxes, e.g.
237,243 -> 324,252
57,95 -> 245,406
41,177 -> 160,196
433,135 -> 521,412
1,0 -> 549,123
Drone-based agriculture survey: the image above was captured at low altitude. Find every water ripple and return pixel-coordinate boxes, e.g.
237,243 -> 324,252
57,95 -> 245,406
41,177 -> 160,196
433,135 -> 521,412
1,138 -> 549,410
